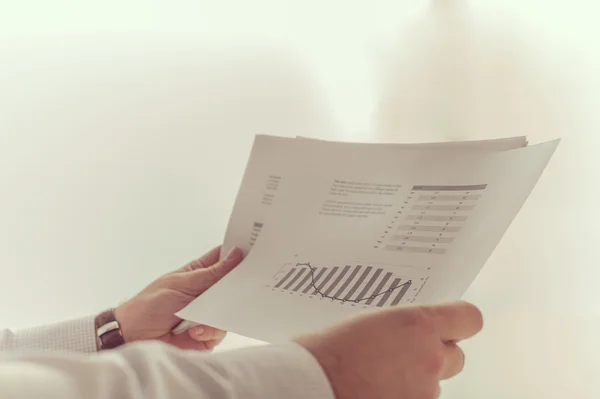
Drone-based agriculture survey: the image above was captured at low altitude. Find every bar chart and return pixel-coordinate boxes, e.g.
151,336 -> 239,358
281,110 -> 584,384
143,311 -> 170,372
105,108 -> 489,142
269,261 -> 426,307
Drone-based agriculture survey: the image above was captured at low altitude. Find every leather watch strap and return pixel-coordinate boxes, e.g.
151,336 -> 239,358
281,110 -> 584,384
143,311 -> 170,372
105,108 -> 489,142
95,309 -> 125,350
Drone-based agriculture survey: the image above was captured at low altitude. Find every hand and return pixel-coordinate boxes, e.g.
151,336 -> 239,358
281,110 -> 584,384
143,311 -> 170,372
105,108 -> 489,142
295,301 -> 483,399
113,246 -> 243,351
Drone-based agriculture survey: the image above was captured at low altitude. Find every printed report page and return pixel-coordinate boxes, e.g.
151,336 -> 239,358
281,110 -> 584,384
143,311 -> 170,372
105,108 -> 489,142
179,138 -> 558,342
222,134 -> 527,256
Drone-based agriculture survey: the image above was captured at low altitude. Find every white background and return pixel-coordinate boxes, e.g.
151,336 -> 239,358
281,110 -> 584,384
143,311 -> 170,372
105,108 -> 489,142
1,0 -> 599,397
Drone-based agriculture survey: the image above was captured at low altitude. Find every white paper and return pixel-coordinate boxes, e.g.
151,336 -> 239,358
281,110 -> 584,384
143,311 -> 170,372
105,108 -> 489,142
220,135 -> 527,257
296,135 -> 528,149
179,136 -> 557,343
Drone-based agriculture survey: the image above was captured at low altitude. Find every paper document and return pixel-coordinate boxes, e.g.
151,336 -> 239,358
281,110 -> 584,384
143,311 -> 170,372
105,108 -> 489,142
178,135 -> 557,343
220,135 -> 527,257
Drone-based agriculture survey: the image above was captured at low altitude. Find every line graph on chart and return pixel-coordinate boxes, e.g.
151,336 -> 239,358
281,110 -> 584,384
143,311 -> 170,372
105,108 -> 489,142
268,260 -> 428,308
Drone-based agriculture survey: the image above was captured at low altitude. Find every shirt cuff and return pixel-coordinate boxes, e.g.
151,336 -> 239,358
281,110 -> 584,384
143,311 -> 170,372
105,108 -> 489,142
1,315 -> 98,354
207,343 -> 336,399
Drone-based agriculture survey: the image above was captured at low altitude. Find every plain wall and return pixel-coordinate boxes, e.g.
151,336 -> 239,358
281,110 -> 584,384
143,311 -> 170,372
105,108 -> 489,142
1,1 -> 599,398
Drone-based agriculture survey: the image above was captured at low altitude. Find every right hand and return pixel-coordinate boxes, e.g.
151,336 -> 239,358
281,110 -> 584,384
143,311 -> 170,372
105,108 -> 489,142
295,301 -> 483,399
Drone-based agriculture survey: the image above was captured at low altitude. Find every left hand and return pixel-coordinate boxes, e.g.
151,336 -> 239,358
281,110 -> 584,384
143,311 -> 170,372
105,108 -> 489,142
113,245 -> 243,351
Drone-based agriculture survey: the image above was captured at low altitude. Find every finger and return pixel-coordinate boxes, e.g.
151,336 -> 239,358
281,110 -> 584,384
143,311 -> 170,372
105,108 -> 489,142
439,343 -> 465,380
176,247 -> 244,296
164,332 -> 216,351
207,247 -> 244,277
180,245 -> 222,272
188,324 -> 227,342
428,301 -> 484,341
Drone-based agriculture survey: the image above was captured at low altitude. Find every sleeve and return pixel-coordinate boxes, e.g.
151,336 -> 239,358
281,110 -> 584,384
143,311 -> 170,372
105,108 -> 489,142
0,340 -> 336,399
0,316 -> 97,353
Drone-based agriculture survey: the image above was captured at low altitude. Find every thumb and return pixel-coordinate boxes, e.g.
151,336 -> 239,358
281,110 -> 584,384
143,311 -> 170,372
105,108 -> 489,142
178,247 -> 244,296
207,247 -> 244,279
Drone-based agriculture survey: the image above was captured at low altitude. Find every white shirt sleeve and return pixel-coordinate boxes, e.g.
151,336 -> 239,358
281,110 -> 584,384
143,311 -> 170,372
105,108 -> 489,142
0,340 -> 336,399
0,316 -> 97,353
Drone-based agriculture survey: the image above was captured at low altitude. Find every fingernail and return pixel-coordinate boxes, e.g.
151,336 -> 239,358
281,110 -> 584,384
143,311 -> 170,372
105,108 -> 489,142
193,326 -> 205,337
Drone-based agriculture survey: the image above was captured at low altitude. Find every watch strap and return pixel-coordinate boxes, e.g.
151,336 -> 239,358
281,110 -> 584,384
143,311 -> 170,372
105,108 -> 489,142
95,309 -> 125,350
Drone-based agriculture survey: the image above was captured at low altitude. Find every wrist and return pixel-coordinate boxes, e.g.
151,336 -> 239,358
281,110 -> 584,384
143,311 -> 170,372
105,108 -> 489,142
112,305 -> 131,342
295,337 -> 346,399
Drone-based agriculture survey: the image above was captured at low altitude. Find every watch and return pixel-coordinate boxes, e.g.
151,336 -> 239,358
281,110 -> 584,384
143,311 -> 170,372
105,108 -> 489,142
95,309 -> 126,350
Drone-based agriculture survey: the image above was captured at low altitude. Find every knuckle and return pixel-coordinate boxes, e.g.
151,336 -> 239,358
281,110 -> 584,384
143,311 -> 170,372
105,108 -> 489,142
187,258 -> 208,270
205,264 -> 223,280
